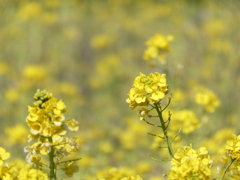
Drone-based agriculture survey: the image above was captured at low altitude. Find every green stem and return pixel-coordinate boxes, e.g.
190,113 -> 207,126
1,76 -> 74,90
220,158 -> 236,180
154,103 -> 175,158
48,137 -> 57,180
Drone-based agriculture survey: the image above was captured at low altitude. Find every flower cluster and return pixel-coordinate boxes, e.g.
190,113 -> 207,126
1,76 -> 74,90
143,34 -> 173,63
225,134 -> 240,172
169,110 -> 201,134
168,145 -> 212,180
0,147 -> 49,180
195,88 -> 220,113
126,72 -> 168,110
24,89 -> 79,177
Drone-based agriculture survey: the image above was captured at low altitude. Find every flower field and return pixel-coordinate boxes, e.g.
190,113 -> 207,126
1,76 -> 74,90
0,0 -> 240,179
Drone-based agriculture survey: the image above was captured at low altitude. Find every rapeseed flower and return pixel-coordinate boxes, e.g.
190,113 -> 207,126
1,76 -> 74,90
18,167 -> 49,180
25,89 -> 80,178
168,145 -> 212,180
170,110 -> 200,134
195,88 -> 220,113
226,134 -> 240,162
0,147 -> 10,166
63,161 -> 79,177
143,34 -> 173,63
126,72 -> 168,109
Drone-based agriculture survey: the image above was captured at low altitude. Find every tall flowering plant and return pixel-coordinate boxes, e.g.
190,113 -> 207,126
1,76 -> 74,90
24,89 -> 80,179
126,72 -> 216,179
126,72 -> 175,158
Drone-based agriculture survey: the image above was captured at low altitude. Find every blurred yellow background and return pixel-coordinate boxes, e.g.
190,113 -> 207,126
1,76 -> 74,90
0,0 -> 240,179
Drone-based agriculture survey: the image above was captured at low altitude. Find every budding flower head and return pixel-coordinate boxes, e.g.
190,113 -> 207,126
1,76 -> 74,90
126,72 -> 168,109
0,147 -> 10,166
33,89 -> 53,108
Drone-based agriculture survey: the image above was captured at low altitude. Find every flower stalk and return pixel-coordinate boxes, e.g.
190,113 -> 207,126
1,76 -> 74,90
220,158 -> 235,180
154,103 -> 174,158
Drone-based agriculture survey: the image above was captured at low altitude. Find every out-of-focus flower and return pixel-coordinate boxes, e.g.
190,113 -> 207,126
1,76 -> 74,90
4,89 -> 20,102
98,141 -> 114,154
0,147 -> 10,166
143,34 -> 174,63
63,161 -> 79,177
22,65 -> 47,82
18,167 -> 49,180
91,34 -> 115,49
171,109 -> 200,134
17,2 -> 42,22
0,62 -> 10,75
5,124 -> 28,145
96,167 -> 136,180
195,88 -> 220,113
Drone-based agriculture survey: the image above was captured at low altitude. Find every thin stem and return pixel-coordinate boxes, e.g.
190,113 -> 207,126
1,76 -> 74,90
154,103 -> 175,158
48,137 -> 57,180
161,96 -> 172,112
220,158 -> 236,180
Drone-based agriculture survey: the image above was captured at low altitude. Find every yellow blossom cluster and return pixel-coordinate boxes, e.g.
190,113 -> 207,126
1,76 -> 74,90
26,89 -> 79,140
195,88 -> 221,113
143,34 -> 174,63
226,134 -> 240,171
0,147 -> 49,180
170,110 -> 201,134
24,89 -> 79,177
168,146 -> 212,180
126,72 -> 168,109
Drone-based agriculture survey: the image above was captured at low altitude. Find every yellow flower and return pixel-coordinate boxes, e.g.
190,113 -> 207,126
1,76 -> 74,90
64,137 -> 79,153
39,141 -> 51,155
195,88 -> 220,113
0,147 -> 10,166
63,161 -> 79,177
29,122 -> 42,135
4,89 -> 20,102
66,119 -> 79,132
0,164 -> 11,179
22,65 -> 46,82
143,46 -> 159,61
143,34 -> 174,62
17,2 -> 42,22
146,34 -> 174,49
126,72 -> 168,109
25,89 -> 79,174
5,124 -> 28,145
18,167 -> 49,180
168,145 -> 212,180
138,108 -> 149,120
170,110 -> 200,134
226,134 -> 240,160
